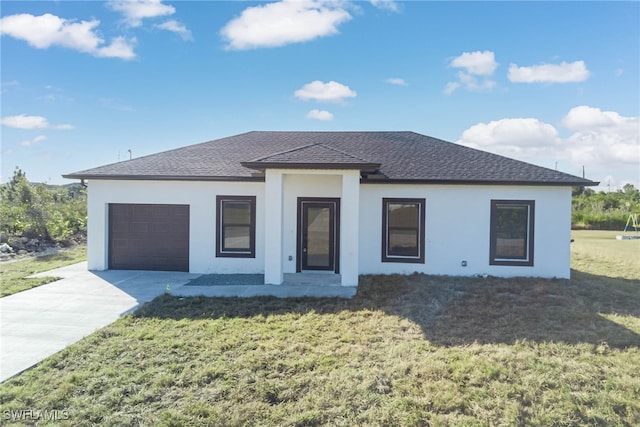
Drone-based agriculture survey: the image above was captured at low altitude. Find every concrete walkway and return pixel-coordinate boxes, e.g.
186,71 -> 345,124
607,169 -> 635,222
0,263 -> 356,382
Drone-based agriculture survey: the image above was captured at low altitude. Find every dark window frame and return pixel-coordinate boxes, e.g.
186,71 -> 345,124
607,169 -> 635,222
489,200 -> 535,266
216,195 -> 256,258
382,198 -> 426,263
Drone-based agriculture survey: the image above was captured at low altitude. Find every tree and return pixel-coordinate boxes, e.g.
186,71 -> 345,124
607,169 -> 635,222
0,168 -> 87,240
571,183 -> 640,230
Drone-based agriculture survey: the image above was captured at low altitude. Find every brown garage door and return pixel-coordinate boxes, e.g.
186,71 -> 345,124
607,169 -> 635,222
109,204 -> 189,271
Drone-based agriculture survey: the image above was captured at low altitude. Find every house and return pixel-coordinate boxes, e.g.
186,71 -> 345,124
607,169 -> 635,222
63,131 -> 597,286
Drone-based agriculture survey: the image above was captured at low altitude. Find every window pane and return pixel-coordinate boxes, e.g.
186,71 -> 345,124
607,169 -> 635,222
388,228 -> 418,256
306,207 -> 331,267
495,205 -> 529,259
387,203 -> 419,257
223,226 -> 250,250
223,201 -> 251,225
388,203 -> 419,227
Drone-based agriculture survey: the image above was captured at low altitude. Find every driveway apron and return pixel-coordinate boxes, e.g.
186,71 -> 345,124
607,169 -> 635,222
0,262 -> 197,382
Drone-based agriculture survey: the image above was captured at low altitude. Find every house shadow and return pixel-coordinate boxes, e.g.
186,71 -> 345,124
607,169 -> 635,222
133,270 -> 640,350
386,271 -> 640,349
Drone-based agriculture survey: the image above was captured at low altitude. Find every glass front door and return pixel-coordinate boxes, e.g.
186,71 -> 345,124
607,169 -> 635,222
299,200 -> 338,271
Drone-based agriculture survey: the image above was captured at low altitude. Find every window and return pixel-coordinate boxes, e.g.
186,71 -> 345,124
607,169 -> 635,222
382,198 -> 425,263
216,196 -> 256,258
490,200 -> 534,266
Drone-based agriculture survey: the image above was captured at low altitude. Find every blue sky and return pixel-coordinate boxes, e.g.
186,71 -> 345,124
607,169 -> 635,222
1,1 -> 638,191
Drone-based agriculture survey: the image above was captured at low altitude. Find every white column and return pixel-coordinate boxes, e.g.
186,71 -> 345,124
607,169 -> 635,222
264,170 -> 284,284
340,171 -> 360,286
87,182 -> 107,270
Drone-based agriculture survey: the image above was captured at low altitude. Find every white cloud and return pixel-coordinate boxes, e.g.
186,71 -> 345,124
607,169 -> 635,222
0,13 -> 136,60
1,114 -> 73,130
458,71 -> 496,92
450,50 -> 498,76
459,118 -> 560,160
108,0 -> 175,27
20,135 -> 47,147
385,77 -> 407,86
443,82 -> 460,95
155,20 -> 193,41
561,106 -> 639,168
457,106 -> 640,188
306,109 -> 334,121
562,105 -> 635,131
370,0 -> 400,12
108,1 -> 192,43
294,80 -> 356,103
445,50 -> 497,94
508,60 -> 590,83
220,0 -> 352,50
94,36 -> 136,59
2,115 -> 49,129
445,71 -> 496,95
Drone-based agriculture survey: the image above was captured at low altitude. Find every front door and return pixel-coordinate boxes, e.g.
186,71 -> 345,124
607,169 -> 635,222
297,198 -> 340,272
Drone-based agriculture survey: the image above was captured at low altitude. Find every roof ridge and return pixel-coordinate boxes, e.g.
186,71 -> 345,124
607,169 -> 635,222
247,142 -> 375,164
315,143 -> 373,163
246,143 -> 317,162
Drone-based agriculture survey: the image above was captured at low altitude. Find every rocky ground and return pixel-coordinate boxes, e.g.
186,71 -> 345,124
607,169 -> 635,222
0,232 -> 86,263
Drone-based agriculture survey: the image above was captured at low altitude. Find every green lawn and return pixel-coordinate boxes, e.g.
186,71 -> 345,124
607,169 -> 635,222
571,230 -> 640,279
0,245 -> 87,297
0,233 -> 638,426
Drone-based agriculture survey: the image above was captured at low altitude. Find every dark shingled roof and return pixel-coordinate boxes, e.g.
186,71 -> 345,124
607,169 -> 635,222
63,131 -> 597,186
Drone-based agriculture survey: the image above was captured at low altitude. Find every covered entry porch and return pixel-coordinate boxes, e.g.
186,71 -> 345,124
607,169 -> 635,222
240,144 -> 380,287
262,168 -> 361,287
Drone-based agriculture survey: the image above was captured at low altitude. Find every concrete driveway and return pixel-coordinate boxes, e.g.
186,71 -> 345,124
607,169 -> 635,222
1,263 -> 357,382
0,262 -> 198,382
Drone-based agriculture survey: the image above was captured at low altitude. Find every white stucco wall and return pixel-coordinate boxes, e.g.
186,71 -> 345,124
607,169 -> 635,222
358,184 -> 572,278
87,179 -> 265,274
87,178 -> 572,280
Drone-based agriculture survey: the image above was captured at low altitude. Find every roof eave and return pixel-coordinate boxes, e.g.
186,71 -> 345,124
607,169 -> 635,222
61,174 -> 265,182
361,178 -> 600,186
62,173 -> 598,187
